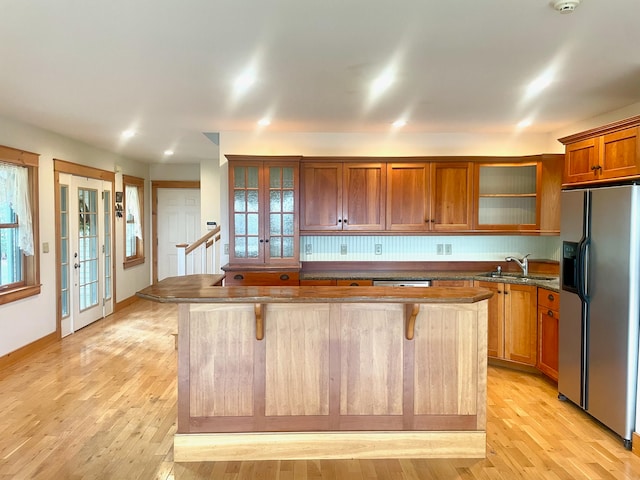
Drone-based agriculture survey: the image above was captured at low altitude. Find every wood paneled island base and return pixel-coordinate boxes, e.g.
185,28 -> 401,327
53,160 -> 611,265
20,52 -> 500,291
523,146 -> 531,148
137,276 -> 491,461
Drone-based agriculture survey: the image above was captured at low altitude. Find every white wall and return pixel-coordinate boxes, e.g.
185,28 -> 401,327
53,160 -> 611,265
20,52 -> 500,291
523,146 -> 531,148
0,115 -> 151,357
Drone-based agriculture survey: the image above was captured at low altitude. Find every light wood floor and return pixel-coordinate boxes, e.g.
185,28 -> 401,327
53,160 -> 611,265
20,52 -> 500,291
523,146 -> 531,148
2,300 -> 640,479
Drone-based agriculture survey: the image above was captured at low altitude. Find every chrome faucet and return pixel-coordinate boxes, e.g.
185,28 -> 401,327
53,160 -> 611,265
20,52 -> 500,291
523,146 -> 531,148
505,253 -> 530,276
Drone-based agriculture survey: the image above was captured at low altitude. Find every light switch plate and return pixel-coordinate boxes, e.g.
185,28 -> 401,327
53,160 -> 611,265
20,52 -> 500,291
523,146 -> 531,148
340,244 -> 347,255
445,244 -> 452,255
437,244 -> 444,255
305,244 -> 313,254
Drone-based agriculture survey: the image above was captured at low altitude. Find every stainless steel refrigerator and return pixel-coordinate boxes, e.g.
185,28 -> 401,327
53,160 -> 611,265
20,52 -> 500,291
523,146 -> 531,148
559,184 -> 640,448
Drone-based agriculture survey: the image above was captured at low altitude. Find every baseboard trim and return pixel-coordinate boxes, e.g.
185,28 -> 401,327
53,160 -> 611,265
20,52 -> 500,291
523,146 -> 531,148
174,431 -> 487,462
0,332 -> 58,370
115,295 -> 139,312
633,433 -> 640,456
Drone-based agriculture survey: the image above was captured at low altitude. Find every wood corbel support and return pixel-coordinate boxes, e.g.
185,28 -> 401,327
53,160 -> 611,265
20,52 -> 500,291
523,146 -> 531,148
405,303 -> 420,340
255,304 -> 265,340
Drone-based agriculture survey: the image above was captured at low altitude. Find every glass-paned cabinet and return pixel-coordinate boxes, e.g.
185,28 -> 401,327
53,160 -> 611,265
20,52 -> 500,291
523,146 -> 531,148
475,163 -> 540,230
228,156 -> 300,266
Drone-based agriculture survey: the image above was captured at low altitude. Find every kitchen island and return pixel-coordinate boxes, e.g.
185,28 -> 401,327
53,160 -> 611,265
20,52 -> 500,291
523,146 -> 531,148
138,275 -> 492,461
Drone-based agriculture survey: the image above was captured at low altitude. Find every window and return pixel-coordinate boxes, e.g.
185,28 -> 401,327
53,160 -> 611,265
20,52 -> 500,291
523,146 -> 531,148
0,145 -> 40,304
123,175 -> 145,268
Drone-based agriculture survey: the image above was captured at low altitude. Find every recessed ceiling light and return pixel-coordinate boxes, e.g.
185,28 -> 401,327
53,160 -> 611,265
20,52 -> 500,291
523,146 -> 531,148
392,119 -> 407,128
371,69 -> 395,96
121,129 -> 136,138
234,71 -> 256,94
164,150 -> 174,156
526,70 -> 554,99
257,118 -> 271,126
517,119 -> 532,129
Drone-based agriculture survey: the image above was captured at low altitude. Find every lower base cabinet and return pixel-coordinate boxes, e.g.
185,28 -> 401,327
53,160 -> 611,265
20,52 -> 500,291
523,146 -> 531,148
537,288 -> 559,381
474,280 -> 537,365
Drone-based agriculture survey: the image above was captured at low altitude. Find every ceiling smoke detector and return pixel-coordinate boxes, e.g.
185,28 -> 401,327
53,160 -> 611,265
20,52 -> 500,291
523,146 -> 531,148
553,0 -> 581,13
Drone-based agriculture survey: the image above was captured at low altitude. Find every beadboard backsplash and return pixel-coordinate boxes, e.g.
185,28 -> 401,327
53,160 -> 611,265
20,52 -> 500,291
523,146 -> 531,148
300,235 -> 561,262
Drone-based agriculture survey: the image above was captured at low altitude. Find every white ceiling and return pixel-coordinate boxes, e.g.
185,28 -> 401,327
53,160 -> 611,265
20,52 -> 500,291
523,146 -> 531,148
1,0 -> 640,164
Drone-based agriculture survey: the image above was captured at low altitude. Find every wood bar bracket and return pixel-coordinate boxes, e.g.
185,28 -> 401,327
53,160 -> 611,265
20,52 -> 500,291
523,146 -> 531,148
405,303 -> 420,340
255,304 -> 265,340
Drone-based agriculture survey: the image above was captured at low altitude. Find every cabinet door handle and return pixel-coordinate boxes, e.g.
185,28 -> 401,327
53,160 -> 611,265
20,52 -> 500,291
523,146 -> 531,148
547,310 -> 554,317
548,294 -> 555,301
234,274 -> 244,280
430,219 -> 435,223
497,290 -> 502,294
280,274 -> 289,281
350,282 -> 359,286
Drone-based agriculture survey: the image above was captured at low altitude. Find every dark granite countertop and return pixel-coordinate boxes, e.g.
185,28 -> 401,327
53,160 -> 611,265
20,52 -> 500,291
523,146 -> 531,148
300,270 -> 560,292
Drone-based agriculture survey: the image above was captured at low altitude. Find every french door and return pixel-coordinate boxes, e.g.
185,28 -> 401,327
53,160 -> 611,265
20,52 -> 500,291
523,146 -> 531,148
59,174 -> 113,336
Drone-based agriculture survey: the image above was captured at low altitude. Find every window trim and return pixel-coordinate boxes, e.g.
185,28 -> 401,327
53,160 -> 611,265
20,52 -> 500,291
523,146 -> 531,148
0,145 -> 40,305
122,174 -> 145,269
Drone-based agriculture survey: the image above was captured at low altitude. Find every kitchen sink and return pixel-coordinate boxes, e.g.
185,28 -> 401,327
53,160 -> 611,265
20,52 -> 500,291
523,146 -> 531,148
478,272 -> 557,282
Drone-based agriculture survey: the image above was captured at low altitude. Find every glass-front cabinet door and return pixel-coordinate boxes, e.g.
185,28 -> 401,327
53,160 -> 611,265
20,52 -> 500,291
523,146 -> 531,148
228,157 -> 299,266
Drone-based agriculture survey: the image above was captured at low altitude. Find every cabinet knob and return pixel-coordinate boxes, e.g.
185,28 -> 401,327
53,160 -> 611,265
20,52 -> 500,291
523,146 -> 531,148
548,294 -> 555,301
234,274 -> 244,280
343,218 -> 348,224
547,310 -> 554,317
338,219 -> 342,223
280,274 -> 289,281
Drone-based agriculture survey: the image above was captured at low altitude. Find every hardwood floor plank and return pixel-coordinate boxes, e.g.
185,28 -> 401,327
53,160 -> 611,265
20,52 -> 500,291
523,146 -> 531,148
2,299 -> 640,479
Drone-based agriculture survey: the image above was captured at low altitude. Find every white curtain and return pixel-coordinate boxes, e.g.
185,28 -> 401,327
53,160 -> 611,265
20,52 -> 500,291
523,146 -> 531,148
126,184 -> 142,239
0,162 -> 34,256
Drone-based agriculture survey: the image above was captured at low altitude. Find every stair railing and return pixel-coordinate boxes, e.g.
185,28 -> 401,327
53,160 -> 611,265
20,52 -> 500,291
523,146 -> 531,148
176,224 -> 222,276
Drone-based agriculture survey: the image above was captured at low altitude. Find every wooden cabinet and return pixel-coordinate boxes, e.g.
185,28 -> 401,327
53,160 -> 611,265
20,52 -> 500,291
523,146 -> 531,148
474,280 -> 537,365
336,279 -> 373,286
300,161 -> 386,231
227,155 -> 300,267
431,279 -> 472,287
475,162 -> 539,231
386,162 -> 472,232
537,288 -> 559,381
560,117 -> 640,186
474,155 -> 562,233
224,271 -> 300,286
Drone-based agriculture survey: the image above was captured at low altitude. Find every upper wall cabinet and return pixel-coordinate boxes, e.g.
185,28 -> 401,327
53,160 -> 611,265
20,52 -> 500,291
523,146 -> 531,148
474,155 -> 563,234
560,116 -> 640,187
386,162 -> 473,232
475,162 -> 540,231
227,155 -> 300,267
300,161 -> 386,231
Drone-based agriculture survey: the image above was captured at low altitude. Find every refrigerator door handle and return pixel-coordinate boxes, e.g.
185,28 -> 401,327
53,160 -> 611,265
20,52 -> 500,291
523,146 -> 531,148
577,237 -> 590,303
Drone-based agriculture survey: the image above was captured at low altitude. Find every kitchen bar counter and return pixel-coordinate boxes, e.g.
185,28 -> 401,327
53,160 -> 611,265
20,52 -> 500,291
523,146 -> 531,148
138,276 -> 491,462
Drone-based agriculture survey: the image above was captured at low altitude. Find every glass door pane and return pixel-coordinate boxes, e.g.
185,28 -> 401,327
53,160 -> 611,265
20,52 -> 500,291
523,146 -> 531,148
267,166 -> 296,260
78,188 -> 99,311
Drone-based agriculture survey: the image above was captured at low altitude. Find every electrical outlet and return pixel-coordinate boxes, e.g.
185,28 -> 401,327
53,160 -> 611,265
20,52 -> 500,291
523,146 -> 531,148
375,244 -> 382,255
437,244 -> 444,255
445,243 -> 452,255
224,243 -> 229,255
340,244 -> 347,255
305,243 -> 313,255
